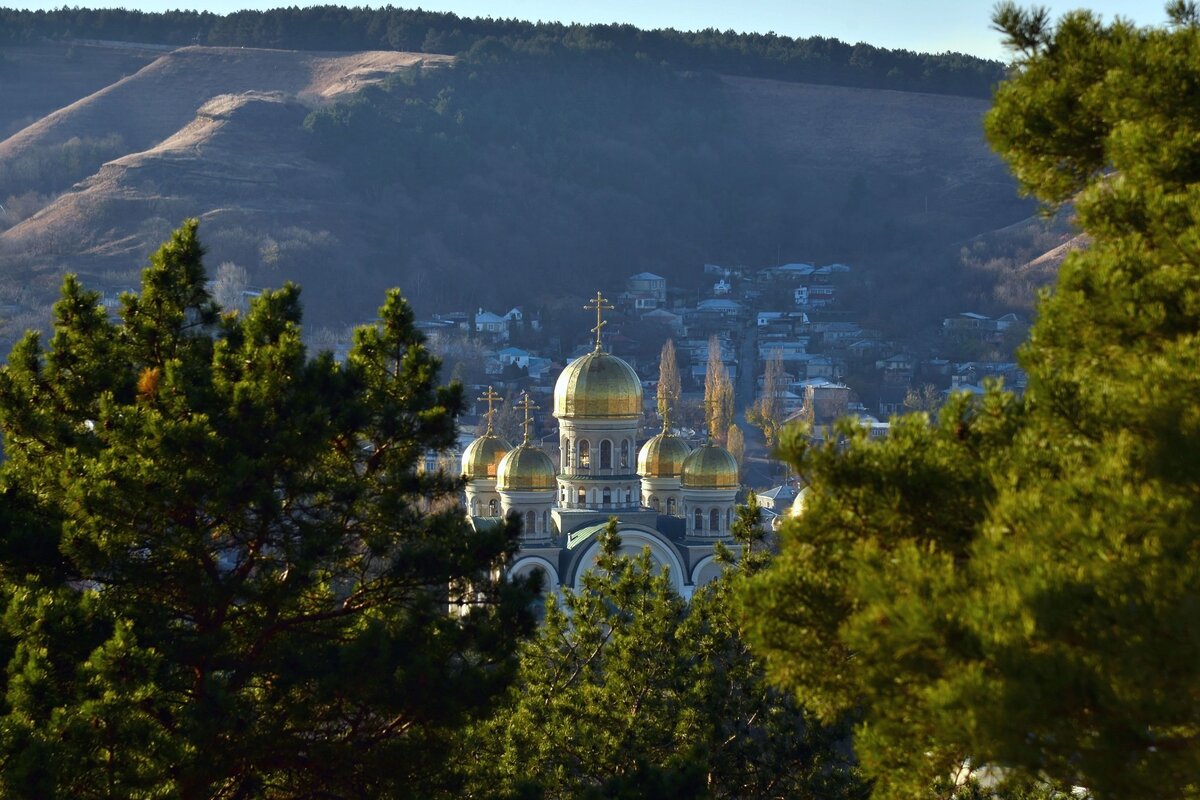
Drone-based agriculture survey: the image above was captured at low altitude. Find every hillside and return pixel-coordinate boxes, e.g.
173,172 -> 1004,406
0,40 -> 1035,344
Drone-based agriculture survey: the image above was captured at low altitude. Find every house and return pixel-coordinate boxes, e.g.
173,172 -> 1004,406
805,284 -> 837,308
497,347 -> 532,369
764,262 -> 815,280
641,308 -> 685,335
714,279 -> 732,296
785,380 -> 851,426
875,353 -> 915,373
475,309 -> 508,335
848,339 -> 886,358
757,341 -> 808,362
756,485 -> 798,513
696,298 -> 742,316
814,321 -> 863,344
757,311 -> 809,329
793,286 -> 809,306
626,272 -> 667,304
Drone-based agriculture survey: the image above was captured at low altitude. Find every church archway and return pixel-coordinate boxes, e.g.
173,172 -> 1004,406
570,528 -> 685,595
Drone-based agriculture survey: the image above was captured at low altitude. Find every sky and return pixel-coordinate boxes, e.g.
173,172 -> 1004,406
9,0 -> 1174,60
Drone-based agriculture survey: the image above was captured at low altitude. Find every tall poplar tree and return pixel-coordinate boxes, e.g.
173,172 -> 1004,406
742,5 -> 1200,799
0,221 -> 534,799
747,347 -> 786,464
657,338 -> 681,425
704,335 -> 733,446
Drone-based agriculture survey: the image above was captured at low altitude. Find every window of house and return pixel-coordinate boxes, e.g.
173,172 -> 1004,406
578,440 -> 590,469
620,440 -> 630,468
488,499 -> 498,517
602,488 -> 612,505
577,487 -> 586,506
526,510 -> 536,534
651,496 -> 661,511
694,509 -> 704,532
667,497 -> 676,515
600,440 -> 612,469
710,509 -> 721,533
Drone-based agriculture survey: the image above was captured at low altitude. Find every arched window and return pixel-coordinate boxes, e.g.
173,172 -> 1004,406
559,487 -> 565,502
602,488 -> 612,506
542,511 -> 549,533
694,508 -> 704,532
578,440 -> 590,470
600,440 -> 612,469
710,509 -> 721,533
488,499 -> 498,517
726,509 -> 731,530
620,440 -> 630,468
625,490 -> 632,504
577,487 -> 586,506
526,510 -> 537,534
563,437 -> 572,468
667,497 -> 676,515
473,500 -> 482,516
650,496 -> 661,511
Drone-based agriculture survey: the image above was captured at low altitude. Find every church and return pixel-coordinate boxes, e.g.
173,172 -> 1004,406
460,293 -> 741,600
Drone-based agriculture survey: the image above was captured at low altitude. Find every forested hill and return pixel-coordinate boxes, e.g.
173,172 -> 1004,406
0,6 -> 1005,98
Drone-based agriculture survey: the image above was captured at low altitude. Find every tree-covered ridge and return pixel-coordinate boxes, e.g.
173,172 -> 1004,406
0,5 -> 1005,98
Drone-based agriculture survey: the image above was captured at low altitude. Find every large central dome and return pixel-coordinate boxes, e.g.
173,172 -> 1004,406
553,349 -> 643,419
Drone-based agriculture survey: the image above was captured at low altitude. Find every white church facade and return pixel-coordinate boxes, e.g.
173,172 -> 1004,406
460,293 -> 741,600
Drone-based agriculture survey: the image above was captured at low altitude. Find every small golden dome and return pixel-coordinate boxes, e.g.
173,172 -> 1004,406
790,486 -> 811,518
637,431 -> 692,478
461,433 -> 512,480
681,442 -> 739,489
497,443 -> 557,492
553,350 -> 643,419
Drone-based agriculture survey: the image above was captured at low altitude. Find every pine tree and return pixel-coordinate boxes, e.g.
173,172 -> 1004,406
704,335 -> 733,446
741,7 -> 1200,799
0,221 -> 534,798
463,517 -> 865,800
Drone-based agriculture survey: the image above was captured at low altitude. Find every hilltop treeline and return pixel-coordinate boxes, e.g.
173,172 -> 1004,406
0,5 -> 1005,97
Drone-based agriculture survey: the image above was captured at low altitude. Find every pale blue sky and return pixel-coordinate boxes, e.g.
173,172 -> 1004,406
9,0 -> 1174,60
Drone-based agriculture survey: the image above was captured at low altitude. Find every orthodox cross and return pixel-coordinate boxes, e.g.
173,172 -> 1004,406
584,290 -> 613,351
516,392 -> 539,444
477,385 -> 502,435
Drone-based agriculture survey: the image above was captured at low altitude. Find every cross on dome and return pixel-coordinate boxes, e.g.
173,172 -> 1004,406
477,385 -> 503,434
515,391 -> 539,444
583,290 -> 614,351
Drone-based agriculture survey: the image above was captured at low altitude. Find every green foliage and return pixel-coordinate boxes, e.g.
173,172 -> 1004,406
0,220 -> 535,798
743,7 -> 1200,799
465,516 -> 865,800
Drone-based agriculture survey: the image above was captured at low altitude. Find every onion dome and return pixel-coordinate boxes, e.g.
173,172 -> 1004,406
637,431 -> 692,478
461,433 -> 512,480
553,349 -> 643,419
497,444 -> 557,492
681,442 -> 739,489
790,486 -> 811,518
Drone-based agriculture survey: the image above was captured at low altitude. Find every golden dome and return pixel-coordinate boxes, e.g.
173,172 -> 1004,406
497,443 -> 557,492
553,349 -> 643,419
681,443 -> 739,489
637,431 -> 692,478
790,486 -> 811,518
461,433 -> 512,480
